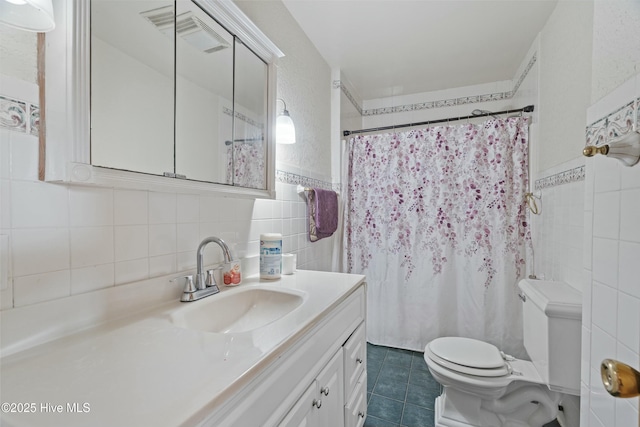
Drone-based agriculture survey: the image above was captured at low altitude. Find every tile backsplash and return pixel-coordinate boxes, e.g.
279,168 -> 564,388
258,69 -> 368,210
0,127 -> 336,311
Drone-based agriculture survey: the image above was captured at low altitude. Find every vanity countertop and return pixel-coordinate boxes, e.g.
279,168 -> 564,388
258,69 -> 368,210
0,270 -> 365,427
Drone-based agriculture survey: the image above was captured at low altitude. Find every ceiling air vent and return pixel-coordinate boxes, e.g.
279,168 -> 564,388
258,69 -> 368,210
176,12 -> 230,54
141,6 -> 230,54
140,5 -> 174,37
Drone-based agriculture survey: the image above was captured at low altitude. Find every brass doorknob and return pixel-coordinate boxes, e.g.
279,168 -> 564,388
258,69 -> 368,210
601,359 -> 640,398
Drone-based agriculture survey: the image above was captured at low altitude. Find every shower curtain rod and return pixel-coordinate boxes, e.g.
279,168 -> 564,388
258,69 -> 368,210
342,105 -> 535,137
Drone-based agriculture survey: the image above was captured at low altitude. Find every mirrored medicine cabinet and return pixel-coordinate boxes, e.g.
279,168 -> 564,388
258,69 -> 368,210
43,0 -> 283,198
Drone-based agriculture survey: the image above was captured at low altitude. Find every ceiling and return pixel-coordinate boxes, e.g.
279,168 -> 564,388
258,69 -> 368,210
281,0 -> 558,101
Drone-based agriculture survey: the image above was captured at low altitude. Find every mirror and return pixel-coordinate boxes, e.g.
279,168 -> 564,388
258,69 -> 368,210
89,0 -> 270,189
231,39 -> 268,189
175,0 -> 234,183
91,0 -> 175,175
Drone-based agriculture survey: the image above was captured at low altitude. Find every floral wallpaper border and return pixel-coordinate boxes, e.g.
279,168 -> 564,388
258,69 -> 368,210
0,95 -> 39,136
222,106 -> 264,130
585,98 -> 638,147
335,53 -> 537,118
1,96 -> 267,138
276,169 -> 338,192
534,96 -> 640,191
534,166 -> 585,191
333,80 -> 363,116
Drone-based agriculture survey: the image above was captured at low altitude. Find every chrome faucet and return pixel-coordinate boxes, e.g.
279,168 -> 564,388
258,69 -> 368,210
177,236 -> 234,302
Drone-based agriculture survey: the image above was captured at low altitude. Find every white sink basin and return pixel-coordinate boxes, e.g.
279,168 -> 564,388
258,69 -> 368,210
170,287 -> 305,334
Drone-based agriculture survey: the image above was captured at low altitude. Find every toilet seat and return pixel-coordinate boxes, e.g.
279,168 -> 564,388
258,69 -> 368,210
426,337 -> 511,377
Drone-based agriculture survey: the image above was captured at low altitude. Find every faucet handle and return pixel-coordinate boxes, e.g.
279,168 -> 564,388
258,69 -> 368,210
183,275 -> 197,293
172,275 -> 199,302
206,269 -> 218,287
172,275 -> 197,293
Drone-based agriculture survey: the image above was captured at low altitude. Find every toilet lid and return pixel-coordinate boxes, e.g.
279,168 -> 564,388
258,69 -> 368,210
428,337 -> 506,370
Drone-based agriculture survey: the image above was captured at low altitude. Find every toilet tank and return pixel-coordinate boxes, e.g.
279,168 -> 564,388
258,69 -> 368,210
518,279 -> 582,395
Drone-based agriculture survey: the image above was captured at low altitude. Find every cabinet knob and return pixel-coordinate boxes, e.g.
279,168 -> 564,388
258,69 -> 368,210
312,399 -> 322,409
320,386 -> 330,396
358,411 -> 365,418
356,357 -> 363,364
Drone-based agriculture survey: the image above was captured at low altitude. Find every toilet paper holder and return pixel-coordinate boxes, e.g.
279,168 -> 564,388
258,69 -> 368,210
600,358 -> 640,398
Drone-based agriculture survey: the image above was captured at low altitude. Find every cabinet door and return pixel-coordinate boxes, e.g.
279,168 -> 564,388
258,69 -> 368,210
278,381 -> 317,427
316,349 -> 344,427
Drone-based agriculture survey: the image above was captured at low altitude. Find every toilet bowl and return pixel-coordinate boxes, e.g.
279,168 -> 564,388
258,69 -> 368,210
425,336 -> 560,427
423,279 -> 582,427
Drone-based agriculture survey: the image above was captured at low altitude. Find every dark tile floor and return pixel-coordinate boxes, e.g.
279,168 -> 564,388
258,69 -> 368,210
365,343 -> 440,427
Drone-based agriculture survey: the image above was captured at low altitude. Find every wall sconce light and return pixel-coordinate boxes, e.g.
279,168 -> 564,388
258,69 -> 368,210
0,0 -> 55,32
276,98 -> 296,144
583,130 -> 640,167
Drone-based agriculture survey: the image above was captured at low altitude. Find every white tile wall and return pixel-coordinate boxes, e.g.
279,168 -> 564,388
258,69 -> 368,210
13,269 -> 71,306
531,158 -> 585,289
12,228 -> 69,276
114,190 -> 148,225
69,187 -> 114,227
70,226 -> 115,268
592,281 -> 618,336
149,192 -> 177,224
616,294 -> 639,352
70,264 -> 114,294
592,237 -> 618,289
115,258 -> 149,286
114,225 -> 148,262
0,127 -> 337,311
618,241 -> 640,299
620,189 -> 640,243
534,87 -> 640,427
12,180 -> 69,228
580,76 -> 640,426
9,133 -> 38,180
592,191 -> 619,240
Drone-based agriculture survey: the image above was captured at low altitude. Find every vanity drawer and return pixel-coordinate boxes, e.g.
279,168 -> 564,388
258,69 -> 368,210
343,321 -> 366,399
344,372 -> 367,427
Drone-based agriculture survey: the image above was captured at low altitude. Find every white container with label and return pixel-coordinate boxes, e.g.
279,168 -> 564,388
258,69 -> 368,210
260,233 -> 282,279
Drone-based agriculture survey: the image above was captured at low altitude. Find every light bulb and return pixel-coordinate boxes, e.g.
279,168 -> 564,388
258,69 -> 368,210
276,111 -> 296,144
0,0 -> 55,32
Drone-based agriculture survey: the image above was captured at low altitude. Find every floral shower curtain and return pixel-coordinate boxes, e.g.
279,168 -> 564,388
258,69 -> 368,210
344,117 -> 530,356
225,140 -> 265,189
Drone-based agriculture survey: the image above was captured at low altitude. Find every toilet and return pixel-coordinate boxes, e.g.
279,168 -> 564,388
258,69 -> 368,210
424,279 -> 582,427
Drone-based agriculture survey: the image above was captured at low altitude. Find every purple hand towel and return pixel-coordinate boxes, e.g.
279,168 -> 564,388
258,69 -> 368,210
313,188 -> 338,235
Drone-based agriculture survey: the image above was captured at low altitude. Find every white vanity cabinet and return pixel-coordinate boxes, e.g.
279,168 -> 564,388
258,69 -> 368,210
278,349 -> 344,427
343,322 -> 367,427
278,318 -> 367,427
0,271 -> 366,427
202,283 -> 366,427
